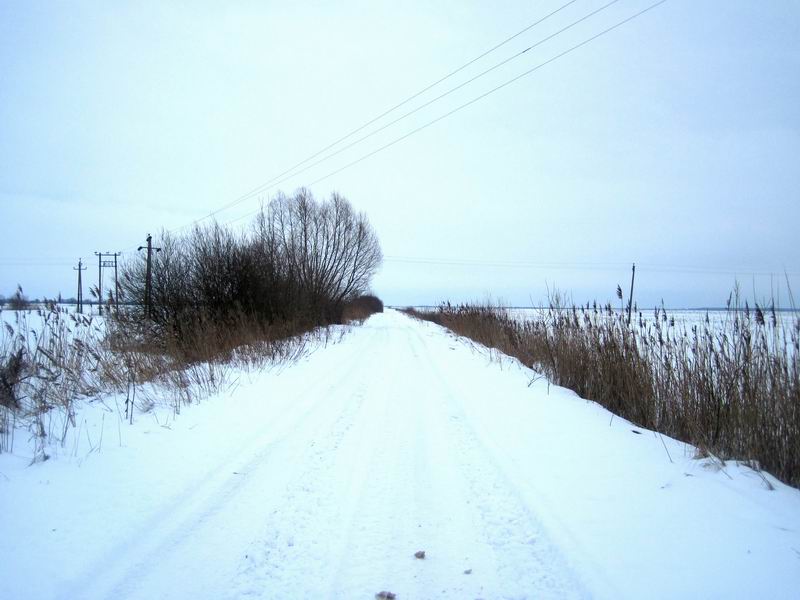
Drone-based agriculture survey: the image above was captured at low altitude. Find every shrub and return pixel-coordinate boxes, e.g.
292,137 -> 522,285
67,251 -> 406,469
117,189 -> 383,358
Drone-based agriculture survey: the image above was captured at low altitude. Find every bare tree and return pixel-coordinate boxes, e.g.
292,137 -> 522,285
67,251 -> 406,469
258,189 -> 382,317
117,189 -> 382,343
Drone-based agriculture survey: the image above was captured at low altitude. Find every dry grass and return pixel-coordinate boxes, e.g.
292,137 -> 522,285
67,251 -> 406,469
341,295 -> 384,323
0,303 -> 105,458
0,301 -> 353,457
404,295 -> 800,487
99,302 -> 349,418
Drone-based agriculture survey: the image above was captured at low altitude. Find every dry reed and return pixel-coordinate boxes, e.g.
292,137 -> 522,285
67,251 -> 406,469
404,294 -> 800,487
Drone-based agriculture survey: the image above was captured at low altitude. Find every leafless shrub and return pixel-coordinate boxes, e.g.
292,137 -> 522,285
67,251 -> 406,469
118,189 -> 382,350
108,190 -> 383,405
251,189 -> 383,323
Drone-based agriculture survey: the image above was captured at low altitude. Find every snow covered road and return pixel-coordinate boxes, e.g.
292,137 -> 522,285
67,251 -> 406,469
2,310 -> 799,599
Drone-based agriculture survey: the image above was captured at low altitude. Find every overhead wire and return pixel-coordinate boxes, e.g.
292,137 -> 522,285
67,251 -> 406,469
179,0 -> 584,230
223,0 -> 669,228
9,1 -> 797,294
187,0 -> 624,229
382,256 -> 799,277
108,2 -> 588,256
112,0 -> 666,255
17,1 -> 673,275
0,261 -> 74,267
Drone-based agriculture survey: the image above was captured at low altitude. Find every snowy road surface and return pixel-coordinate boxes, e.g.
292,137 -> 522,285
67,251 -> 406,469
2,310 -> 799,599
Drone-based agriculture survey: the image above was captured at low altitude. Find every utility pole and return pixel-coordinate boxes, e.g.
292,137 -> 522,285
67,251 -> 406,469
137,234 -> 161,318
94,251 -> 122,314
627,262 -> 636,325
113,252 -> 119,305
74,258 -> 87,314
95,252 -> 103,314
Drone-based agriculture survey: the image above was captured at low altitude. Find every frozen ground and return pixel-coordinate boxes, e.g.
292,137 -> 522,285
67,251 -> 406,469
1,310 -> 799,599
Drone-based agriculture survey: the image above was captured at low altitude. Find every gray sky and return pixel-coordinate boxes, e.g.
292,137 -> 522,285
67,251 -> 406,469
1,0 -> 799,308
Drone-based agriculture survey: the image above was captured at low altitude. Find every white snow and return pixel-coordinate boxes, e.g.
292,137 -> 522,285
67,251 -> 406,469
1,309 -> 799,599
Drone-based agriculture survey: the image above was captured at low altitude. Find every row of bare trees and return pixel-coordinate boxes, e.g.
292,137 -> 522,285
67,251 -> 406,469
118,190 -> 383,341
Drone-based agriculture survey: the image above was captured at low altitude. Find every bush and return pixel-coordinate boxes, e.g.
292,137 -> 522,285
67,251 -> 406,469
117,189 -> 383,359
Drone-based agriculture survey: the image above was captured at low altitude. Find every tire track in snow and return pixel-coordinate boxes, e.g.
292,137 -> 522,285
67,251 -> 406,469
407,321 -> 589,599
229,371 -> 375,598
57,324 -> 383,600
321,324 -> 431,598
231,313 -> 587,598
231,319 -> 446,598
60,312 -> 588,599
230,323 -> 392,598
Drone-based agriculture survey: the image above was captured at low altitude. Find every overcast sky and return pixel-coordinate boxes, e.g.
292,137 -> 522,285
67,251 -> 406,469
1,0 -> 798,308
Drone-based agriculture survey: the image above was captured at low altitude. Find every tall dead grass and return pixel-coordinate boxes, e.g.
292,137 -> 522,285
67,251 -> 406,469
0,303 -> 104,459
404,295 -> 800,487
0,299 -> 364,458
341,295 -> 384,323
101,305 -> 343,418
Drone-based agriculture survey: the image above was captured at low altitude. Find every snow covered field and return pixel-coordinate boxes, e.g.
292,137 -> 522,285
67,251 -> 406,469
1,310 -> 799,599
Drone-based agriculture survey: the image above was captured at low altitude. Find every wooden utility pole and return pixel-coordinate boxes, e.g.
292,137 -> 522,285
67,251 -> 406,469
74,258 -> 87,314
627,263 -> 636,325
95,252 -> 103,314
113,252 -> 119,305
137,234 -> 161,318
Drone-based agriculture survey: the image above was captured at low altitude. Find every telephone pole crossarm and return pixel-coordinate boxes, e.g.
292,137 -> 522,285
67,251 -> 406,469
94,251 -> 122,314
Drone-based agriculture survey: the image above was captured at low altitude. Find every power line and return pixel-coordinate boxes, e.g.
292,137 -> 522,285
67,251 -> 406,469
186,1 -> 625,230
0,261 -> 74,267
196,0 -> 626,228
223,0 -> 669,228
382,255 -> 799,277
51,1 -> 670,263
386,256 -> 631,268
0,256 -> 74,260
176,0 -> 584,231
